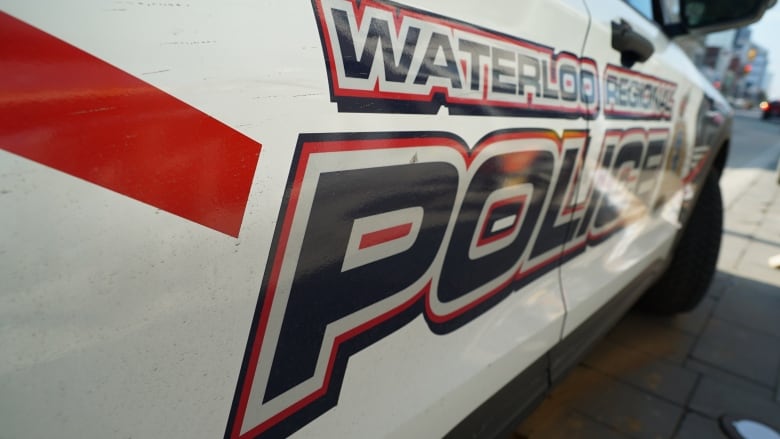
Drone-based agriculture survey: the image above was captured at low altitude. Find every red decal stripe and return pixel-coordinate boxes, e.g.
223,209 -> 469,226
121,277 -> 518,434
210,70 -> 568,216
0,12 -> 261,237
359,222 -> 413,249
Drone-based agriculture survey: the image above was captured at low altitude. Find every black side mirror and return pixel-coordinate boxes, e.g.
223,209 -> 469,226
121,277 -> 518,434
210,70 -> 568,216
658,0 -> 777,37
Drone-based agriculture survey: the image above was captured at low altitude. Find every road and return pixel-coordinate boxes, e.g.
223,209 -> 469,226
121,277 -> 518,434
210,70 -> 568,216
724,111 -> 780,169
515,112 -> 780,439
721,111 -> 780,208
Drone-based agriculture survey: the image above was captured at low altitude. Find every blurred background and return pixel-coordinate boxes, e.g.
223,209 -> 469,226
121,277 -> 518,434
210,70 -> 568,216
677,5 -> 780,108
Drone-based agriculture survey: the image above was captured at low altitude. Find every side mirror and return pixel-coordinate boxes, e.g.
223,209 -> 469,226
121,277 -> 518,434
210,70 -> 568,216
659,0 -> 777,37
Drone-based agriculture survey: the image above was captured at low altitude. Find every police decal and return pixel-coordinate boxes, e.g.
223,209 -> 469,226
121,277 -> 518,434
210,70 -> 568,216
603,64 -> 677,120
227,127 -> 671,439
312,0 -> 601,118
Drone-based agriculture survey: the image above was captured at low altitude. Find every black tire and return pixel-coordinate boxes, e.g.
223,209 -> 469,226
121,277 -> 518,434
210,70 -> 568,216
636,170 -> 723,314
763,111 -> 770,120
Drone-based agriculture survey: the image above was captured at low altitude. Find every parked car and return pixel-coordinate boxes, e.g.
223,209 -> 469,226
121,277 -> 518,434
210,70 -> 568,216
761,99 -> 780,119
0,0 -> 774,438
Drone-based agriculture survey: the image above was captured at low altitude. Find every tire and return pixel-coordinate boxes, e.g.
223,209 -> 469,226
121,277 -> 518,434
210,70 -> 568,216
636,170 -> 723,314
763,111 -> 770,120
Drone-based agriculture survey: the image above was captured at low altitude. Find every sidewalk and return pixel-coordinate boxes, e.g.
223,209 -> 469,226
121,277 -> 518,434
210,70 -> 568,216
515,168 -> 780,439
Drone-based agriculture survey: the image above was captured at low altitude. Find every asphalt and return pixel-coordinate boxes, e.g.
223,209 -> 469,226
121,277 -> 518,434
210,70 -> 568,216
514,112 -> 780,439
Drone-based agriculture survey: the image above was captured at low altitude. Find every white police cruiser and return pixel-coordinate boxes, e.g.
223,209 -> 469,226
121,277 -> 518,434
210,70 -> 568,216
0,0 -> 774,437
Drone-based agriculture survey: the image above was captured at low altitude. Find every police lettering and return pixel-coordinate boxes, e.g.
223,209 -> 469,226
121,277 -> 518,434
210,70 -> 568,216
604,64 -> 676,120
231,127 -> 670,438
317,0 -> 600,118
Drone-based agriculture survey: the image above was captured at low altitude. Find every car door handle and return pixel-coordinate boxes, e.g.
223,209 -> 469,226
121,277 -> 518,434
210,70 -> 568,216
611,19 -> 654,68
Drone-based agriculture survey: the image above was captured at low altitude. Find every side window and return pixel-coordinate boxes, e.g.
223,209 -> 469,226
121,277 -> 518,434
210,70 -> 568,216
625,0 -> 654,20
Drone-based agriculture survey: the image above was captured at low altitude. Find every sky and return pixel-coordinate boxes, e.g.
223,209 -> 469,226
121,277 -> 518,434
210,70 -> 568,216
751,4 -> 780,97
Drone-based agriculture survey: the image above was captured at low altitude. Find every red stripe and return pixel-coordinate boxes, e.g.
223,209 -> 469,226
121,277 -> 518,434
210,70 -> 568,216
358,222 -> 413,250
0,12 -> 261,237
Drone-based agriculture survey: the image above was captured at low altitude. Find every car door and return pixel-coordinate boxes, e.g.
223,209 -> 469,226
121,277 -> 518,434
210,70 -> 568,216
557,0 -> 707,345
262,2 -> 594,438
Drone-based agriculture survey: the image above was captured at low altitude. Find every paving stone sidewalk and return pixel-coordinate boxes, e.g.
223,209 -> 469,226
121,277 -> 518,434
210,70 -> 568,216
515,169 -> 780,439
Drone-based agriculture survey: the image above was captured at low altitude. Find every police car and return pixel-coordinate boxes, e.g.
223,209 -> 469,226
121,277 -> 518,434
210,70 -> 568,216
0,0 -> 774,438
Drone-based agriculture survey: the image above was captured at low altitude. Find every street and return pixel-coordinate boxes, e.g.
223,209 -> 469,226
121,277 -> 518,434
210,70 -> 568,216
515,112 -> 780,439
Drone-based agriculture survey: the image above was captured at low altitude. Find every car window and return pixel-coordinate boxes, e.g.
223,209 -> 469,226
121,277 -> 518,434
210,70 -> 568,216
625,0 -> 654,20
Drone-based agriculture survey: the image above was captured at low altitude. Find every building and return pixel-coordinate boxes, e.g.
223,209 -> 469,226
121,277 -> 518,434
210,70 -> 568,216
743,43 -> 769,100
691,26 -> 772,104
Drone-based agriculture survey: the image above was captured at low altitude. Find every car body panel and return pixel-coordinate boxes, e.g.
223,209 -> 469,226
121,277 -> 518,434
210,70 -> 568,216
559,0 -> 706,338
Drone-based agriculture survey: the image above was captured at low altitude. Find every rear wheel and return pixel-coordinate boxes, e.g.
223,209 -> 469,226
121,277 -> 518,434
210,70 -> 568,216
636,170 -> 723,314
